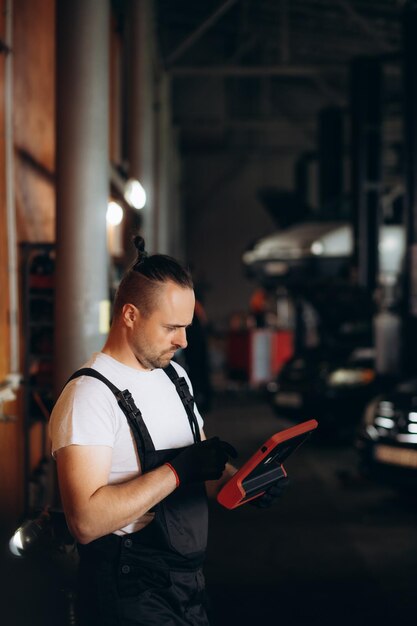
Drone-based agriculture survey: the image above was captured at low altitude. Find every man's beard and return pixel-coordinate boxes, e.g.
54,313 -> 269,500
136,348 -> 176,370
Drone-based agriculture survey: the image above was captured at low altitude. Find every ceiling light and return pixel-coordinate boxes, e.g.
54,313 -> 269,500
124,178 -> 146,210
106,201 -> 124,226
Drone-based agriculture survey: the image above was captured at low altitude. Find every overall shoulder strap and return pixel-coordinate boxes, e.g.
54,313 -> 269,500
164,363 -> 201,443
67,367 -> 153,464
68,368 -> 120,394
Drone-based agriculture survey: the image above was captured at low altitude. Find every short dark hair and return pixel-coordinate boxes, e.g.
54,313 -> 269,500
113,237 -> 193,318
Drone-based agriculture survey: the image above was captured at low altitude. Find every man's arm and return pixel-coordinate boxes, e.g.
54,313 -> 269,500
56,444 -> 177,545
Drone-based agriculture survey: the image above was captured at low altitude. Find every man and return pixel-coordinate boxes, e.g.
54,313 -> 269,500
49,237 -> 238,625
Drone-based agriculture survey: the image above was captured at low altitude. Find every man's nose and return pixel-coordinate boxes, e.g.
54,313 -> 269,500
174,327 -> 187,349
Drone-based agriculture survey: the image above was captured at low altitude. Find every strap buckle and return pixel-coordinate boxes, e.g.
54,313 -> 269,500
175,377 -> 194,406
116,389 -> 142,421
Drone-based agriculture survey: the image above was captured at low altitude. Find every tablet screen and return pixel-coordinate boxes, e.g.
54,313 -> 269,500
241,431 -> 312,499
217,419 -> 318,509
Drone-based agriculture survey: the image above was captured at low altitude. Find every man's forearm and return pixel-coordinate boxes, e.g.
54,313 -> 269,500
62,463 -> 177,544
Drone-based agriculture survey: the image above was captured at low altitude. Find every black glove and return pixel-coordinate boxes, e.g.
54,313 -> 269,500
167,437 -> 237,486
250,477 -> 290,509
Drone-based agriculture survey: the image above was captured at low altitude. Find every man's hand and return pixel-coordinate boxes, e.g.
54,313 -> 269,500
167,437 -> 238,486
250,477 -> 290,509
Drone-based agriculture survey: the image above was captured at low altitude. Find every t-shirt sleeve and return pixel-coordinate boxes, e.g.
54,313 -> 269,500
49,377 -> 119,457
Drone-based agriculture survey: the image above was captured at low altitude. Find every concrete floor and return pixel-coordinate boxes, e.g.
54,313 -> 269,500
1,390 -> 417,625
204,392 -> 417,626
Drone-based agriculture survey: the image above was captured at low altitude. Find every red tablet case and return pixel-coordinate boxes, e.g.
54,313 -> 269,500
217,419 -> 318,509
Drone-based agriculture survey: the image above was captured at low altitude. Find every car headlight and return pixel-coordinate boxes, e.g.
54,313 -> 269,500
327,368 -> 375,387
363,395 -> 383,427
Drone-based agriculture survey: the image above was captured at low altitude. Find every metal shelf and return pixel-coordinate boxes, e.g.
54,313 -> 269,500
20,242 -> 56,515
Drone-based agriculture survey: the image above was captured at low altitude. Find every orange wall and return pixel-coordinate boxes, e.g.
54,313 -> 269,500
14,0 -> 55,243
0,0 -> 55,534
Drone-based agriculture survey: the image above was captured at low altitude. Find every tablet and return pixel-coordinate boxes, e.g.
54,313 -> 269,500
217,419 -> 318,509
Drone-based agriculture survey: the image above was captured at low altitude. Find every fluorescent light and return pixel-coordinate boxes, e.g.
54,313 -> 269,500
396,434 -> 417,443
106,201 -> 124,226
124,178 -> 146,210
378,402 -> 394,417
365,425 -> 379,440
375,417 -> 395,429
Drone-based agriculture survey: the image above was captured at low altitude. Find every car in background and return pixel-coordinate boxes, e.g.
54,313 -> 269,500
268,346 -> 380,441
357,377 -> 417,487
243,221 -> 405,285
243,221 -> 353,284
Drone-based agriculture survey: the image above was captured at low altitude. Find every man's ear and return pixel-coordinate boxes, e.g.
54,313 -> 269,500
122,303 -> 139,327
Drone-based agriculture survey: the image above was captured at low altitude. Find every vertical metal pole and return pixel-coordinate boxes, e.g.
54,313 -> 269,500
127,0 -> 155,251
294,151 -> 316,210
403,0 -> 417,373
318,107 -> 344,217
4,0 -> 20,384
350,57 -> 382,293
55,0 -> 110,391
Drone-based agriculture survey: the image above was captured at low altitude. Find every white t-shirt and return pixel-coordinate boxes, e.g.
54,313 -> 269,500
49,352 -> 204,534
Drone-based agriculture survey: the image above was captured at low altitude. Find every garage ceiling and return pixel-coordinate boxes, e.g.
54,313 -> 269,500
155,0 -> 404,153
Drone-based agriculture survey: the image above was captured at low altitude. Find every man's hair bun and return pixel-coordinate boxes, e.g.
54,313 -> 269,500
113,236 -> 194,317
133,236 -> 148,265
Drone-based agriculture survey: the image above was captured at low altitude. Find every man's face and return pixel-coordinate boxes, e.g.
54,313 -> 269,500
128,281 -> 195,370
